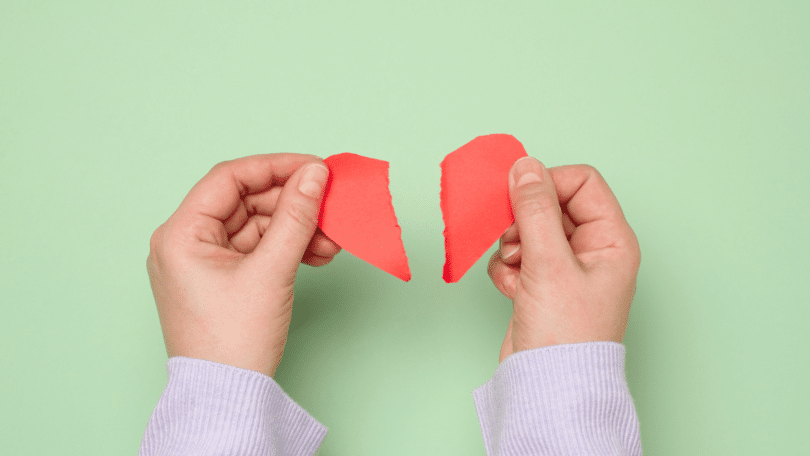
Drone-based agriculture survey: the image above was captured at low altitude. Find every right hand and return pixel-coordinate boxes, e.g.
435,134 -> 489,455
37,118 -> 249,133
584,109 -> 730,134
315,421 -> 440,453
487,157 -> 641,363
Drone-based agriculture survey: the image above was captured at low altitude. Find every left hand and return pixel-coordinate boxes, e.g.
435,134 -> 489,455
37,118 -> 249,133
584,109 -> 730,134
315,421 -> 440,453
146,153 -> 341,378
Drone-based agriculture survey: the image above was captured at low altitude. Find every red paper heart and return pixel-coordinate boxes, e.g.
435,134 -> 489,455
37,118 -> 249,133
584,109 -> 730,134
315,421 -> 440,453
441,134 -> 528,283
318,153 -> 411,281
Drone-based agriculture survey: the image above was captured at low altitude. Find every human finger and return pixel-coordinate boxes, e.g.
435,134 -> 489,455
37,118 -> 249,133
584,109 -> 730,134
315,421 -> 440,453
252,161 -> 329,276
500,210 -> 575,258
229,215 -> 343,260
548,164 -> 628,227
561,212 -> 576,239
501,223 -> 520,243
307,230 -> 342,258
301,251 -> 336,267
499,216 -> 578,267
547,165 -> 638,261
487,249 -> 519,299
176,153 -> 320,224
499,239 -> 522,265
221,200 -> 249,236
501,185 -> 582,246
508,157 -> 576,272
229,214 -> 271,254
244,186 -> 284,218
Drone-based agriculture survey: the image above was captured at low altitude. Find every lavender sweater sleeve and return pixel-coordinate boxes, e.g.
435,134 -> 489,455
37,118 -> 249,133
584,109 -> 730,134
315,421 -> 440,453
140,342 -> 640,455
472,341 -> 643,455
139,356 -> 327,456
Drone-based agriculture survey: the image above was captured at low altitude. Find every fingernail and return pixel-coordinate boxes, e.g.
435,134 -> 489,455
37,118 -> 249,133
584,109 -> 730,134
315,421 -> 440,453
510,156 -> 545,188
502,244 -> 518,259
299,164 -> 329,198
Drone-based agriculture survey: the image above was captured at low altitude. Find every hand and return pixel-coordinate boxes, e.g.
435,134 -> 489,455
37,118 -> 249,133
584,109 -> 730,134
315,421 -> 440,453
146,154 -> 341,378
488,157 -> 641,363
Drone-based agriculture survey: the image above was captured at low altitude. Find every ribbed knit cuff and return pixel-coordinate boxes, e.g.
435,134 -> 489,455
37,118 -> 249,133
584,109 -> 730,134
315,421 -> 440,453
139,356 -> 327,456
472,342 -> 642,456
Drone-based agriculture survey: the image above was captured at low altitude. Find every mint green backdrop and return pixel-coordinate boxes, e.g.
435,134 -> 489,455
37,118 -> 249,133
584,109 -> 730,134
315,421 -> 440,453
2,2 -> 808,454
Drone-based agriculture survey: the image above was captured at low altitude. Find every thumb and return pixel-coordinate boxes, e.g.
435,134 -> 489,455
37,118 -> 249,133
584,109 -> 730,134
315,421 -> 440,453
508,157 -> 574,273
253,162 -> 330,277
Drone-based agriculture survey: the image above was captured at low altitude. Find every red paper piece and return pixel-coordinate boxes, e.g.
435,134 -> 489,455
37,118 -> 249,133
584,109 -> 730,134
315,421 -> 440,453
441,134 -> 528,283
318,153 -> 411,281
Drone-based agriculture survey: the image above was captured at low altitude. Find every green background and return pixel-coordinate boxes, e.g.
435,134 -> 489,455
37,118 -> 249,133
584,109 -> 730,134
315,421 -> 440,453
1,1 -> 808,454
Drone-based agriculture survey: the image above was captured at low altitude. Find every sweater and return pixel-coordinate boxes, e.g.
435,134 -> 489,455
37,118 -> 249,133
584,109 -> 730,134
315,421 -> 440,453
139,341 -> 642,455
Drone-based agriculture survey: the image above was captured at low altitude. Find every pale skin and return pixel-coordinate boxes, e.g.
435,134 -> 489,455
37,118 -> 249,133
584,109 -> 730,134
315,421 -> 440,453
488,157 -> 641,363
146,154 -> 340,378
147,154 -> 640,379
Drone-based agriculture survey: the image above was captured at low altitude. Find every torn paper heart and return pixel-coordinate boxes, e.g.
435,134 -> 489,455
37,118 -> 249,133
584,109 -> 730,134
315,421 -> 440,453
318,153 -> 411,282
441,134 -> 528,283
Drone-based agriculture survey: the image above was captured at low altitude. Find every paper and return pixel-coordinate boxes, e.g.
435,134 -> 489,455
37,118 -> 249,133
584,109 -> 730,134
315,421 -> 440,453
318,153 -> 411,282
440,134 -> 528,283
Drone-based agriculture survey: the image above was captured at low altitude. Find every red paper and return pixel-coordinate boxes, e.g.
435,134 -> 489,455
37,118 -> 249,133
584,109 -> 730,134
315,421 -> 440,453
441,134 -> 528,283
318,153 -> 411,281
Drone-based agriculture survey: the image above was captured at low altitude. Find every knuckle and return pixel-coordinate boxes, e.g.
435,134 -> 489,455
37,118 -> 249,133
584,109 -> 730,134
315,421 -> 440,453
146,230 -> 163,276
253,158 -> 276,182
284,200 -> 317,228
577,164 -> 607,186
149,225 -> 164,254
210,160 -> 229,172
514,185 -> 541,211
516,188 -> 560,219
487,252 -> 499,279
536,193 -> 562,215
584,163 -> 600,175
626,227 -> 642,270
147,225 -> 168,272
577,163 -> 601,179
607,228 -> 641,282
